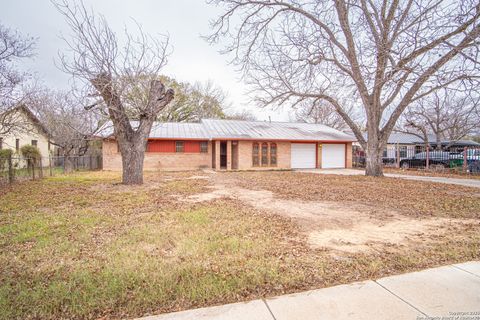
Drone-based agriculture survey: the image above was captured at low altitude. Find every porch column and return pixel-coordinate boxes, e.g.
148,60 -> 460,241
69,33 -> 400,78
317,143 -> 322,168
346,142 -> 353,168
215,140 -> 221,170
227,140 -> 232,170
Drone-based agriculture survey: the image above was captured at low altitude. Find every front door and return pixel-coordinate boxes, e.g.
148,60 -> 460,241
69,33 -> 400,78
220,142 -> 227,169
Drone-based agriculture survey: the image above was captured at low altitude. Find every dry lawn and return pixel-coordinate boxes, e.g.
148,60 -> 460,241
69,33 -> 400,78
0,170 -> 479,320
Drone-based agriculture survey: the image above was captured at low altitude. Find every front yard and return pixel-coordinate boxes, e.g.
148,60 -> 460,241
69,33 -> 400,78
1,171 -> 479,319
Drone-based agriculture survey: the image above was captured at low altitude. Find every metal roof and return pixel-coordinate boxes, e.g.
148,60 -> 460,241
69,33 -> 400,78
431,140 -> 480,147
201,119 -> 355,141
95,119 -> 356,142
95,121 -> 210,139
386,132 -> 435,144
360,132 -> 436,145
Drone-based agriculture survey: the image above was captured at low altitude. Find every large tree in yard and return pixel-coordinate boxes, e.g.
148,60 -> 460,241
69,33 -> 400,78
208,0 -> 480,176
54,0 -> 174,184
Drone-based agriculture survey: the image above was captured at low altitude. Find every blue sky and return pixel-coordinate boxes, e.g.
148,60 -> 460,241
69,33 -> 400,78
0,0 -> 291,121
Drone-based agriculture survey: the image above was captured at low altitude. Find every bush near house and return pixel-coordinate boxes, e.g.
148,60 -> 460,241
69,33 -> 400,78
19,145 -> 41,160
0,149 -> 13,172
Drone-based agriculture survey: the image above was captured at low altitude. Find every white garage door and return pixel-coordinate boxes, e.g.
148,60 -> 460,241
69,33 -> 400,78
291,143 -> 316,168
322,144 -> 345,168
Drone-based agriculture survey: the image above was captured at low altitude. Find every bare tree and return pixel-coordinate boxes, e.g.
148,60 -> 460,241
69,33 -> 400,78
0,23 -> 36,135
296,100 -> 349,131
208,0 -> 480,176
401,89 -> 480,149
29,88 -> 101,171
53,0 -> 174,184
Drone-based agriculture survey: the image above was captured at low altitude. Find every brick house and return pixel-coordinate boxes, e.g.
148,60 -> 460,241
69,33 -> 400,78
97,119 -> 355,171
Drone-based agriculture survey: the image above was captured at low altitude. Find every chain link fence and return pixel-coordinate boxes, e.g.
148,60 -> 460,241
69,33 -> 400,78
353,146 -> 480,175
0,155 -> 102,186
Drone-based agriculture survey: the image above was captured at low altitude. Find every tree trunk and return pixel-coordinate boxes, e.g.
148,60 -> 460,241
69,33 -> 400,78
119,136 -> 146,185
365,141 -> 384,176
64,156 -> 74,173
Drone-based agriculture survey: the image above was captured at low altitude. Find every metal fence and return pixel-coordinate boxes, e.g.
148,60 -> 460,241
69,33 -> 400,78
353,146 -> 480,175
0,155 -> 102,186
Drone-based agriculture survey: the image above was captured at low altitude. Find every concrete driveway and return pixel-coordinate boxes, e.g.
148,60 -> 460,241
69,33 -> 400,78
298,169 -> 480,188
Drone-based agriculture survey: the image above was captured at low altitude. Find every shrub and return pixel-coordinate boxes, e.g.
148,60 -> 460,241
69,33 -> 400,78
0,148 -> 13,159
20,145 -> 41,160
0,149 -> 13,172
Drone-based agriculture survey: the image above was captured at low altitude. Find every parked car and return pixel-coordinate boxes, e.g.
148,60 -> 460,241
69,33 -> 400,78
442,149 -> 480,172
466,149 -> 480,173
399,151 -> 454,169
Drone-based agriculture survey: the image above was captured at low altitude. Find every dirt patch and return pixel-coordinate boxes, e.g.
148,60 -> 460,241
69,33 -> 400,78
186,184 -> 470,253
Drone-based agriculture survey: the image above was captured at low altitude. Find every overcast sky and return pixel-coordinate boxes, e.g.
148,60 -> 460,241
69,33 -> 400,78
1,0 -> 292,121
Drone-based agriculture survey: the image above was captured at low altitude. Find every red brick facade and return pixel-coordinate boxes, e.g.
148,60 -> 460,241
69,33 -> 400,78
102,139 -> 353,171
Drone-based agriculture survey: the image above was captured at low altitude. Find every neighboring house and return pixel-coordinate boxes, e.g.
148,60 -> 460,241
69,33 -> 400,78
0,106 -> 51,157
96,119 -> 356,171
381,132 -> 436,160
352,132 -> 480,167
381,133 -> 480,159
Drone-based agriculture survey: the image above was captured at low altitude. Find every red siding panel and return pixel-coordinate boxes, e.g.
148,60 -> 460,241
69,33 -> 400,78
147,140 -> 175,152
184,141 -> 201,153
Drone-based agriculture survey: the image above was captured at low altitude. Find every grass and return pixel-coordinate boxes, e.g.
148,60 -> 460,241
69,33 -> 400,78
226,171 -> 480,218
384,167 -> 480,180
0,171 -> 479,319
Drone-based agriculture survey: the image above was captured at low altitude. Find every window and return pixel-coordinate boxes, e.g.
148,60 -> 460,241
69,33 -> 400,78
383,148 -> 388,158
261,143 -> 269,166
252,143 -> 259,166
0,137 -> 3,149
31,140 -> 38,147
270,143 -> 277,166
200,141 -> 208,153
175,141 -> 184,153
399,146 -> 407,158
16,139 -> 20,152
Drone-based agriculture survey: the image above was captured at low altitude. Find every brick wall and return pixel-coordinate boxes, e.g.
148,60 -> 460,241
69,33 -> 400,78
102,140 -> 212,171
237,140 -> 291,170
103,139 -> 352,171
346,142 -> 353,168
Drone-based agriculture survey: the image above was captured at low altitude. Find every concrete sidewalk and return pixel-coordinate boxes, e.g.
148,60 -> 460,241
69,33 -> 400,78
138,261 -> 480,320
298,169 -> 480,188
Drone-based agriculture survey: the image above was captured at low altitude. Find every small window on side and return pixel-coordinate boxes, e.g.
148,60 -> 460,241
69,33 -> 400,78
16,139 -> 20,152
0,137 -> 3,149
200,141 -> 208,153
176,141 -> 184,153
31,140 -> 38,147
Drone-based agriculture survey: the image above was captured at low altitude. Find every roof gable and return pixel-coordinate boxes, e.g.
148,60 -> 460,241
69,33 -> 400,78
1,105 -> 50,138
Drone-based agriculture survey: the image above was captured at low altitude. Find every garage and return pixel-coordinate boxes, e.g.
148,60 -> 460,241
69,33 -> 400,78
291,143 -> 316,168
322,143 -> 346,168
